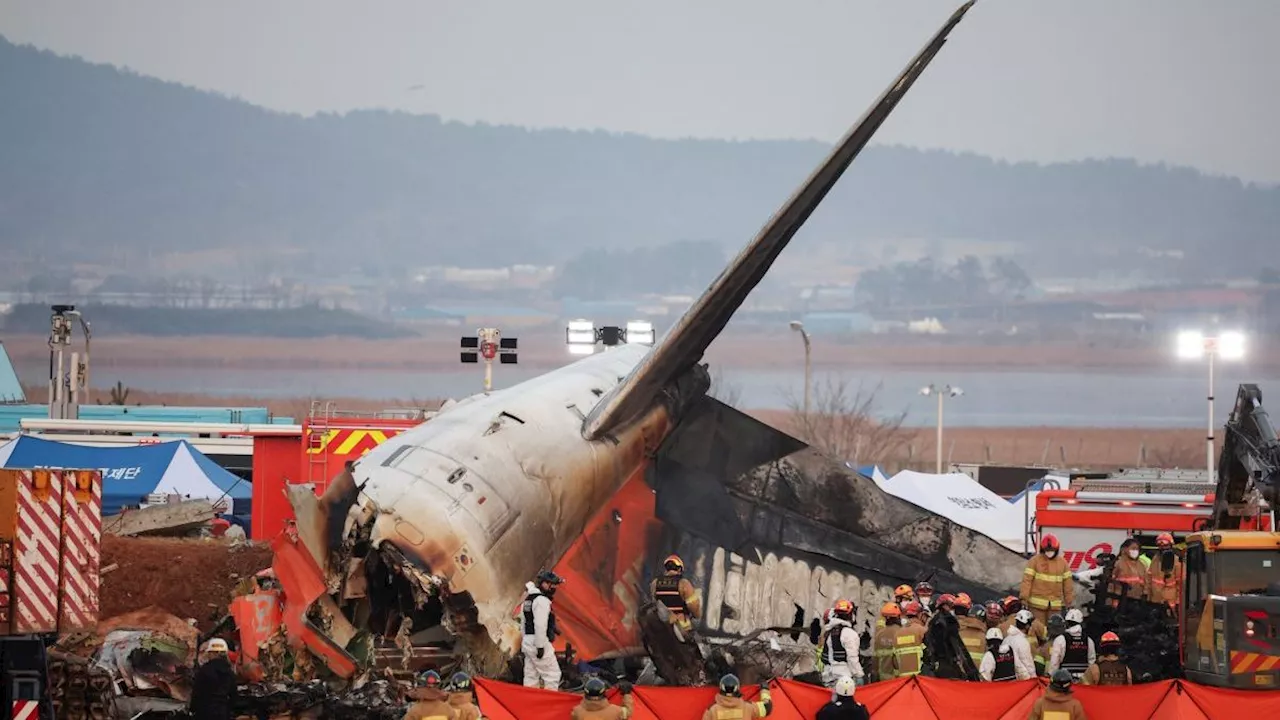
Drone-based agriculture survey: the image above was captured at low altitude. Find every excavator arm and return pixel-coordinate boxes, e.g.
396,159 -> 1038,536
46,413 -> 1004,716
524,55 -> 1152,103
1211,384 -> 1280,530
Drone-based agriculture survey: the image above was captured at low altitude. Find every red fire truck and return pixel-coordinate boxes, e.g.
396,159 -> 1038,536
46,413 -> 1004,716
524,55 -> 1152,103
1035,471 -> 1273,572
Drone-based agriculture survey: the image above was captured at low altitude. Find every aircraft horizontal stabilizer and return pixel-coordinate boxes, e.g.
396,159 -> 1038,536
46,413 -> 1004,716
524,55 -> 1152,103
583,1 -> 976,440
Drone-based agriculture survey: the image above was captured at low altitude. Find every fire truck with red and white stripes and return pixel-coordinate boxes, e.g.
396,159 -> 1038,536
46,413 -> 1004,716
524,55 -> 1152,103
0,467 -> 103,720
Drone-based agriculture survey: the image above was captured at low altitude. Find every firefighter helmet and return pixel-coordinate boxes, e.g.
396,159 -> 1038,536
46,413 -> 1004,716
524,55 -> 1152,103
419,670 -> 443,688
894,584 -> 914,600
1050,668 -> 1074,692
881,602 -> 902,619
971,603 -> 987,622
1065,608 -> 1084,624
1100,631 -> 1121,651
1014,609 -> 1034,627
664,555 -> 685,573
1039,534 -> 1061,552
985,627 -> 1004,641
1156,532 -> 1174,548
834,599 -> 855,618
914,581 -> 934,596
1002,596 -> 1022,615
719,674 -> 742,697
834,675 -> 856,698
936,593 -> 956,609
450,672 -> 472,692
1047,614 -> 1065,635
984,601 -> 1004,620
903,601 -> 923,617
536,570 -> 565,585
954,592 -> 972,609
584,677 -> 608,699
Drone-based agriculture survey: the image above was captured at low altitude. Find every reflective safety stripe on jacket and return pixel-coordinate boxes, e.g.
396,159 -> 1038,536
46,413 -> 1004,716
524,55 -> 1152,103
892,629 -> 925,676
822,625 -> 848,663
958,618 -> 987,667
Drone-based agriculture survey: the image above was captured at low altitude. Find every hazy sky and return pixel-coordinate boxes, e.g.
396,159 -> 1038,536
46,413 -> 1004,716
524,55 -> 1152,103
3,0 -> 1278,184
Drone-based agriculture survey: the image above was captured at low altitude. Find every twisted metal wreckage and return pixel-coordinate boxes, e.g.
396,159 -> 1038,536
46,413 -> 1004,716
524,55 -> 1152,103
267,0 -> 1023,689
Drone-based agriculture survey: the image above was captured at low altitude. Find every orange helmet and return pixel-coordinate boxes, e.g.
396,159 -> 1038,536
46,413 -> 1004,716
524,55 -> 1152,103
881,602 -> 902,619
834,599 -> 855,617
1039,534 -> 1061,552
1100,631 -> 1121,648
663,555 -> 684,572
936,593 -> 956,609
894,584 -> 914,600
1156,533 -> 1174,548
903,601 -> 922,617
955,593 -> 972,610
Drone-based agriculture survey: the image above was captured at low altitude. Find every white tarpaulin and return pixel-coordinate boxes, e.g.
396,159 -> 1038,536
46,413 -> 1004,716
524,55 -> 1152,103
882,470 -> 1028,552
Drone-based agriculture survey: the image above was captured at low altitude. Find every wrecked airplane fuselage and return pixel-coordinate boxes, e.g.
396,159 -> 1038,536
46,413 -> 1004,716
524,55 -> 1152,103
287,343 -> 696,673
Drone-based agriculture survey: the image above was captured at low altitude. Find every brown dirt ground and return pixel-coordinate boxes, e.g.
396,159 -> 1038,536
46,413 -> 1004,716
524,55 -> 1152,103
99,536 -> 273,632
8,330 -> 1278,373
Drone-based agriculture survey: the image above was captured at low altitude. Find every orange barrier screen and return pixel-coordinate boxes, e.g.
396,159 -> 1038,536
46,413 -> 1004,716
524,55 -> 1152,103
473,676 -> 1280,720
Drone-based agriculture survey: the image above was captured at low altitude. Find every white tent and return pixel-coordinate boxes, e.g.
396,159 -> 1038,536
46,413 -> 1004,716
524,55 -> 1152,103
882,470 -> 1029,552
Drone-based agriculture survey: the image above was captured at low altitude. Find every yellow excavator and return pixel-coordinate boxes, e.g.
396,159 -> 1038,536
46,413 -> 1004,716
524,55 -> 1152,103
1180,384 -> 1280,688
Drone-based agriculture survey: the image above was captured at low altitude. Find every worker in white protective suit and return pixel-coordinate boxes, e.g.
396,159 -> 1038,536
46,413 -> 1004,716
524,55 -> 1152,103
820,599 -> 865,689
1046,608 -> 1096,681
1002,610 -> 1038,680
521,570 -> 565,689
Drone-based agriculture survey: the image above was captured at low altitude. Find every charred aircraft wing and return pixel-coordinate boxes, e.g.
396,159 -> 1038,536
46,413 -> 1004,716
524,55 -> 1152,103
584,0 -> 976,440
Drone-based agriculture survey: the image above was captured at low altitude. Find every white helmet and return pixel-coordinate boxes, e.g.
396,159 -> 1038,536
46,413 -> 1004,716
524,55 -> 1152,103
834,675 -> 856,698
1065,608 -> 1084,624
1015,609 -> 1034,626
985,627 -> 1004,641
204,638 -> 229,653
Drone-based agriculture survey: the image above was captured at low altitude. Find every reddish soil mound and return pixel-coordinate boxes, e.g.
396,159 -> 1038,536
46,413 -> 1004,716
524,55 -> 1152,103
100,536 -> 273,632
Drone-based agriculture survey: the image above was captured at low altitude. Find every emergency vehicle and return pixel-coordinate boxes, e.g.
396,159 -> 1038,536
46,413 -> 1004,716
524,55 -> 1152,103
1034,470 -> 1272,573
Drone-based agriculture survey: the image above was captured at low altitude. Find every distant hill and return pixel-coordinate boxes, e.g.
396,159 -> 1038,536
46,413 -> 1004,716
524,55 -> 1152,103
1,304 -> 406,339
1,35 -> 1277,281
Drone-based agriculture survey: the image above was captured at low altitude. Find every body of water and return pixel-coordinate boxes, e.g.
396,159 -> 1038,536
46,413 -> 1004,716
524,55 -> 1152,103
22,361 -> 1280,429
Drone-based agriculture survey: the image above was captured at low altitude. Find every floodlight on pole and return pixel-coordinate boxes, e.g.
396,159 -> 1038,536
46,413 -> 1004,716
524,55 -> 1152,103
789,321 -> 812,417
1176,329 -> 1246,477
920,383 -> 962,473
566,319 -> 597,355
566,318 -> 656,355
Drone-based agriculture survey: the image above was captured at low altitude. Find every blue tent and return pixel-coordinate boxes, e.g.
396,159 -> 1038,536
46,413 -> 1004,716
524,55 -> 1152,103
0,436 -> 251,517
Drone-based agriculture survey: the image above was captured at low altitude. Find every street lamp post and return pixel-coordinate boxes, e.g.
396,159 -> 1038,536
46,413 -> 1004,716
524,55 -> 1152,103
920,384 -> 963,474
1177,330 -> 1246,477
789,320 -> 812,417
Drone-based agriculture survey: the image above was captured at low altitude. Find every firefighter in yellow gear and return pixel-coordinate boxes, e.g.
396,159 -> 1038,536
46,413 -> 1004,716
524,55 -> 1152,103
1020,534 -> 1073,626
571,677 -> 634,720
890,601 -> 927,678
701,674 -> 772,720
650,555 -> 702,642
1146,533 -> 1182,606
1108,537 -> 1148,603
872,603 -> 902,682
446,673 -> 484,720
893,584 -> 914,612
953,593 -> 988,670
403,671 -> 457,720
1083,632 -> 1133,686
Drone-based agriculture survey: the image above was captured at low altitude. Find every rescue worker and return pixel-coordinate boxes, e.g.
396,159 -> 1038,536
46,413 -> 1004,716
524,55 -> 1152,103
521,570 -> 565,689
571,677 -> 634,720
1001,597 -> 1048,676
893,584 -> 915,612
954,593 -> 989,671
701,674 -> 772,720
979,628 -> 1017,682
816,676 -> 869,720
983,602 -> 1004,631
1046,614 -> 1065,647
189,638 -> 238,720
872,603 -> 901,682
1021,534 -> 1073,626
1111,538 -> 1147,601
1146,533 -> 1182,606
820,599 -> 864,688
651,554 -> 703,642
914,581 -> 935,615
1082,632 -> 1132,686
1046,609 -> 1095,681
1029,670 -> 1088,720
1003,610 -> 1037,680
891,601 -> 927,678
404,670 -> 457,720
924,594 -> 978,680
447,672 -> 484,720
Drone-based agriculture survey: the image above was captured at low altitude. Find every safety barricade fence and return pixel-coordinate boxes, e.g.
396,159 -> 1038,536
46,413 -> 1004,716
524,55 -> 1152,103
473,675 -> 1280,719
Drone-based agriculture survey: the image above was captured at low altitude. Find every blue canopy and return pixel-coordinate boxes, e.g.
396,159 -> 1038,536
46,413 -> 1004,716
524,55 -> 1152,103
0,436 -> 251,517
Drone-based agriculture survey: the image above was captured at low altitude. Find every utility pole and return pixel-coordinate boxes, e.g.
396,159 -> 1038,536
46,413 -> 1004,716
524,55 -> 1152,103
920,384 -> 963,474
461,328 -> 517,393
48,305 -> 91,419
